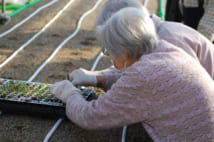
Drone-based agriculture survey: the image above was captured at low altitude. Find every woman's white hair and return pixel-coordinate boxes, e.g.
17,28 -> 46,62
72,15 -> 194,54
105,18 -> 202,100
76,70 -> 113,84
95,0 -> 150,27
97,7 -> 158,60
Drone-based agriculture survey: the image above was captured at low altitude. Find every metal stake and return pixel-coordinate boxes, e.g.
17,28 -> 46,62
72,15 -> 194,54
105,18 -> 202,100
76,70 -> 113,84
2,0 -> 5,13
0,0 -> 10,25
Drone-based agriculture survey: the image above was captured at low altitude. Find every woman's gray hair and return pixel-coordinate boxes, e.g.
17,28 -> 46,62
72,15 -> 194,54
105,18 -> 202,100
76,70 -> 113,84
95,0 -> 150,27
97,7 -> 158,60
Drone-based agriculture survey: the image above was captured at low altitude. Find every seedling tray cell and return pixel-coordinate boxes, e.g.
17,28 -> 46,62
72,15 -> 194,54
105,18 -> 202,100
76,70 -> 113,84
0,79 -> 95,118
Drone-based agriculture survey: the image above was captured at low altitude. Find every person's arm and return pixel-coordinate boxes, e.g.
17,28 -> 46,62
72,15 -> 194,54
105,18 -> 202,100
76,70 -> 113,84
197,0 -> 214,42
68,68 -> 121,90
97,74 -> 121,91
66,67 -> 150,130
94,65 -> 120,75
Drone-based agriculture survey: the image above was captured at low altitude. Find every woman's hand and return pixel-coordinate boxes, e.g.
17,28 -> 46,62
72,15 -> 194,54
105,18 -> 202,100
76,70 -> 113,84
67,68 -> 97,87
50,80 -> 81,103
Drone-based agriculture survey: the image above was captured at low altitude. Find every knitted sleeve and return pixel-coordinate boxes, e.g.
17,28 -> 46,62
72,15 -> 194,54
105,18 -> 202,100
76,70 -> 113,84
101,74 -> 121,91
65,64 -> 152,130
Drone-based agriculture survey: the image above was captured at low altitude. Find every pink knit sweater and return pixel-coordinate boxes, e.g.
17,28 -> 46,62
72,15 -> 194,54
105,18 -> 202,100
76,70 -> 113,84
152,15 -> 214,79
66,40 -> 214,142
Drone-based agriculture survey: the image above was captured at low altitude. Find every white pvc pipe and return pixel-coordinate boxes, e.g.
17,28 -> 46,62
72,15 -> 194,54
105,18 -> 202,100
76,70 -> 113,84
90,52 -> 103,71
40,0 -> 103,142
28,0 -> 103,82
0,0 -> 58,38
0,0 -> 75,69
122,125 -> 127,142
143,0 -> 149,7
43,118 -> 63,142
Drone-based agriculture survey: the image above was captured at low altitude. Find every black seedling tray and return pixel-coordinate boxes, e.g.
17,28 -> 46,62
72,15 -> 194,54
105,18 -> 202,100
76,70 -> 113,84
0,79 -> 95,118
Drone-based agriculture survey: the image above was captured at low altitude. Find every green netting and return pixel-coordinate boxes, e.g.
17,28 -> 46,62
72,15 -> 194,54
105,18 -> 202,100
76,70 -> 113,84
0,4 -> 23,15
0,0 -> 41,18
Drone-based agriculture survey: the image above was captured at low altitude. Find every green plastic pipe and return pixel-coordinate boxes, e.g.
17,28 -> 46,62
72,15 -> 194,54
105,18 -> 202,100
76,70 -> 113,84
8,0 -> 41,18
158,0 -> 165,20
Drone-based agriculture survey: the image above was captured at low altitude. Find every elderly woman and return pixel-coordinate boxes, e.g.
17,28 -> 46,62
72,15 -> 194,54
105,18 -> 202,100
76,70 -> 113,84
51,8 -> 214,141
69,0 -> 214,85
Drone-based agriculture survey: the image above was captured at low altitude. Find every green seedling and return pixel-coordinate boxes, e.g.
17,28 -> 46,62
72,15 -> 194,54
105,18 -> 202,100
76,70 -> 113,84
7,91 -> 16,98
0,80 -> 62,103
0,88 -> 4,93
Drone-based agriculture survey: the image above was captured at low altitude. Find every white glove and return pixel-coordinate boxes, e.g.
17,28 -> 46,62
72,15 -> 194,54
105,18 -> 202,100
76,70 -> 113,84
50,80 -> 81,103
68,68 -> 97,86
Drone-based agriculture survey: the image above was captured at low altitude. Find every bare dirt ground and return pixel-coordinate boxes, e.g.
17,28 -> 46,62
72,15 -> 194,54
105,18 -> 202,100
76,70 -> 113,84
0,0 -> 158,141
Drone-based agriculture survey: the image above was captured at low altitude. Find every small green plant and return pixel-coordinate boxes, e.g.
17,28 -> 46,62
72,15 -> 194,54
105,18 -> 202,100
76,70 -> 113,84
0,80 -> 95,103
0,80 -> 59,103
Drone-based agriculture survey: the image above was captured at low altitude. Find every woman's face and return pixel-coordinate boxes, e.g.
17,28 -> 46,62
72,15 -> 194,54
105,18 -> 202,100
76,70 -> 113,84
110,55 -> 127,70
102,48 -> 126,70
103,48 -> 139,71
